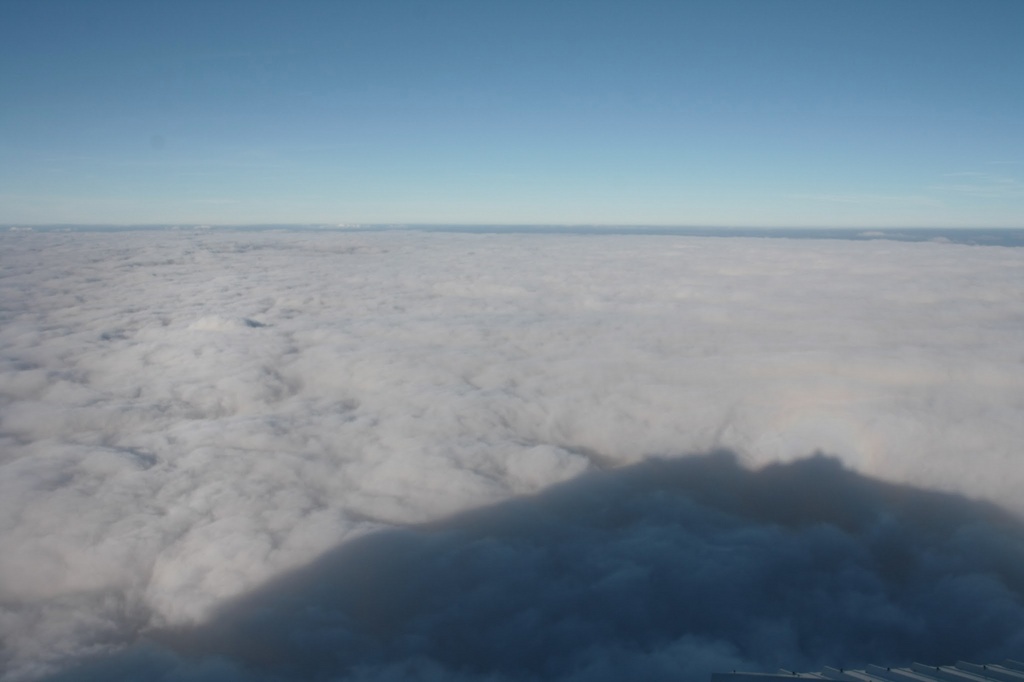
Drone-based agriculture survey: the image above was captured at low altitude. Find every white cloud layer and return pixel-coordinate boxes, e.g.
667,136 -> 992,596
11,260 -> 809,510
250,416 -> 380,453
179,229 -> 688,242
1,230 -> 1023,680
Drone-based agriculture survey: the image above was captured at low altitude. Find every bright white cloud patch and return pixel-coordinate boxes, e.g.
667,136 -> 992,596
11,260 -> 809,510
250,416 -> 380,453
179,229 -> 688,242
1,230 -> 1023,680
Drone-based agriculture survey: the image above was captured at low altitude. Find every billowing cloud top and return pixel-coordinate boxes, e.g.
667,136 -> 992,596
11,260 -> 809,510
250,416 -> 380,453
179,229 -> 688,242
1,230 -> 1022,680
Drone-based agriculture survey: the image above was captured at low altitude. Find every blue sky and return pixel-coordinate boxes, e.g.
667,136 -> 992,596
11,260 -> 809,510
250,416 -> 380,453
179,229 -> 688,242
1,0 -> 1022,227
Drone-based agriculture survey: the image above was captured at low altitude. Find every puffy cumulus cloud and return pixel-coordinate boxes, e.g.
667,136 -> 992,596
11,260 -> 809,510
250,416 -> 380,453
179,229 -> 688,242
45,455 -> 1024,682
0,230 -> 1023,679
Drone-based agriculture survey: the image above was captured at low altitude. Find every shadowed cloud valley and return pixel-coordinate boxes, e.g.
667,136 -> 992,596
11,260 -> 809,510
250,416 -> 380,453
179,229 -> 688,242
50,453 -> 1024,682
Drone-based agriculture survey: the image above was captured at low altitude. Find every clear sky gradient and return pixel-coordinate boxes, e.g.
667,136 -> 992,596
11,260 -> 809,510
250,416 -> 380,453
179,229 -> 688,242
2,0 -> 1022,227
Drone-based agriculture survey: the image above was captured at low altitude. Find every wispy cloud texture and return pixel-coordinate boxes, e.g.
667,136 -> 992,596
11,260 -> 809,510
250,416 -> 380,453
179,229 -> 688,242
1,231 -> 1023,679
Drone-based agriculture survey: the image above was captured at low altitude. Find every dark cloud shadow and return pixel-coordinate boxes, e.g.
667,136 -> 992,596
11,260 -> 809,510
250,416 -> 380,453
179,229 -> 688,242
47,452 -> 1024,682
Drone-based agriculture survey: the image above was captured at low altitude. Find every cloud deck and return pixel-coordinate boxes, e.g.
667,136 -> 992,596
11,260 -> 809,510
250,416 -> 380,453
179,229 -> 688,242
1,230 -> 1022,680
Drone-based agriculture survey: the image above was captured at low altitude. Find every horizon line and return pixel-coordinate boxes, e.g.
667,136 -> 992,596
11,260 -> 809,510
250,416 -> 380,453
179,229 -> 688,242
4,223 -> 1024,231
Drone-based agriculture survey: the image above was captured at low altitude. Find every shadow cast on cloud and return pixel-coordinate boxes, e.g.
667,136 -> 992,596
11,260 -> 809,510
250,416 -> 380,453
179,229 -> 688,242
51,452 -> 1024,682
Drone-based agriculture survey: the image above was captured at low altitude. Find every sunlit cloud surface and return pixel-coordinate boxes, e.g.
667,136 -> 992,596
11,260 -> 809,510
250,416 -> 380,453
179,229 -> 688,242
1,230 -> 1023,680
